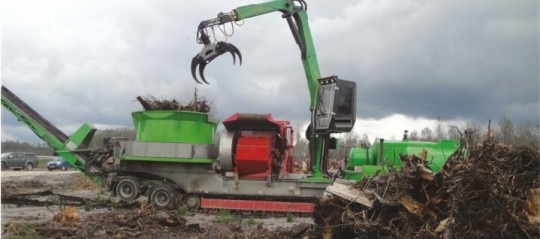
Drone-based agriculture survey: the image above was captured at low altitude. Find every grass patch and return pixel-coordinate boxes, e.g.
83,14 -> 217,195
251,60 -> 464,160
176,204 -> 194,216
214,210 -> 240,223
246,216 -> 259,225
286,212 -> 295,222
3,222 -> 38,239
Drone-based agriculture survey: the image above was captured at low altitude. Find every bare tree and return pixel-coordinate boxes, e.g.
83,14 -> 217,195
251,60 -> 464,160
360,133 -> 371,148
334,132 -> 361,161
292,126 -> 309,161
514,120 -> 540,147
465,121 -> 483,146
420,127 -> 434,141
1,140 -> 54,155
497,116 -> 515,145
409,130 -> 419,140
447,126 -> 461,139
434,117 -> 446,140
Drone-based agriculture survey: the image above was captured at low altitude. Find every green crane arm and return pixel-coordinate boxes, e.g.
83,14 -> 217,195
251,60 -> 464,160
196,0 -> 320,109
235,1 -> 320,109
193,0 -> 334,181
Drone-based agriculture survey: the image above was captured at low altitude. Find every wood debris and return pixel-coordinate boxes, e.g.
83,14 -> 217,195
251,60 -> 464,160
325,179 -> 373,207
316,134 -> 540,239
136,89 -> 211,113
54,207 -> 80,226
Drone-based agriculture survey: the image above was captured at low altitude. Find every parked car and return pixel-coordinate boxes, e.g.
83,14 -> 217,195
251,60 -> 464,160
1,152 -> 39,171
47,157 -> 72,171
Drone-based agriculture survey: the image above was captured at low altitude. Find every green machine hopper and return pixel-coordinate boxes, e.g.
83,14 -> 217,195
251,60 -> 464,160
132,110 -> 217,144
121,110 -> 218,163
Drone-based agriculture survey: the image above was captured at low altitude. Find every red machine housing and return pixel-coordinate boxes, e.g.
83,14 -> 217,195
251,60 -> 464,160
201,198 -> 314,213
223,113 -> 295,179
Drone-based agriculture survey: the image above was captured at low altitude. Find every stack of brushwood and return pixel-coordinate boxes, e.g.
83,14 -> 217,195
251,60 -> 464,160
136,95 -> 211,113
317,136 -> 540,239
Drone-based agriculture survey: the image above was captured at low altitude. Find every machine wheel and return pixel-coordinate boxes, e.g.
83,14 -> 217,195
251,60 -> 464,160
1,162 -> 6,171
150,185 -> 176,210
25,163 -> 34,171
47,168 -> 53,171
115,177 -> 141,202
184,194 -> 200,211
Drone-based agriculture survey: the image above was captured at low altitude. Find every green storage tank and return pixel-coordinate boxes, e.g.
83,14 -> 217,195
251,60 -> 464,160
132,111 -> 217,144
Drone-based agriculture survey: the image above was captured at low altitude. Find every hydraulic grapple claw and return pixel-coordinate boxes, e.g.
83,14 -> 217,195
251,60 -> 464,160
191,41 -> 242,84
191,56 -> 203,84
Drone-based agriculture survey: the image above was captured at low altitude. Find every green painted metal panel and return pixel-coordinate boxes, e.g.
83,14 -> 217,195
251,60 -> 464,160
346,139 -> 461,179
64,124 -> 97,150
132,111 -> 217,144
300,177 -> 333,183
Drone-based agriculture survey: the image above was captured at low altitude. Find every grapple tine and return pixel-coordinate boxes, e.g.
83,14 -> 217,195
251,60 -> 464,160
199,61 -> 210,84
191,57 -> 202,84
229,44 -> 242,65
229,51 -> 237,65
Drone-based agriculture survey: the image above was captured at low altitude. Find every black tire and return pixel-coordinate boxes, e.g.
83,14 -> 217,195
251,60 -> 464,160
115,177 -> 141,202
149,185 -> 176,210
25,163 -> 34,171
305,123 -> 313,141
1,162 -> 6,171
47,168 -> 53,171
184,194 -> 200,211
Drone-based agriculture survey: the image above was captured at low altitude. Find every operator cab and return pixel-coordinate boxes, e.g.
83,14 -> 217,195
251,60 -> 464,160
314,76 -> 357,134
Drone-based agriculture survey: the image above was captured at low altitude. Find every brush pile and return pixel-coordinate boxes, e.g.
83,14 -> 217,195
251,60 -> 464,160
317,136 -> 540,238
136,90 -> 211,112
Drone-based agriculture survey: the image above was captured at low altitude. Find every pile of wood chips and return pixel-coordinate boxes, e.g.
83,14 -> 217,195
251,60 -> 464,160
317,137 -> 540,239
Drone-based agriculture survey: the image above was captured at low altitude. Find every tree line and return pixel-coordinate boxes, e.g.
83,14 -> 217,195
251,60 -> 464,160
407,116 -> 540,148
292,116 -> 539,161
1,127 -> 136,156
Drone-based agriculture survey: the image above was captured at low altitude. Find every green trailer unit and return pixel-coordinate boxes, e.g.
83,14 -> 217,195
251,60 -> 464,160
344,138 -> 461,180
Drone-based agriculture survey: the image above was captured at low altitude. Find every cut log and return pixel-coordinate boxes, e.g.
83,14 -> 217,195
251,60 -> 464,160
325,179 -> 373,208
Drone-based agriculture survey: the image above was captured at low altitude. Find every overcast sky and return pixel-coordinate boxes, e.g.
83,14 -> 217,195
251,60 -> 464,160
1,0 -> 538,143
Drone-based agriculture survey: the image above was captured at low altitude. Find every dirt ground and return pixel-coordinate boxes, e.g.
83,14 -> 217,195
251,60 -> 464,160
1,170 -> 318,238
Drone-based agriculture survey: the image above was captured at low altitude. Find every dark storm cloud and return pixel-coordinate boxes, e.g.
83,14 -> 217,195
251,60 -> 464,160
312,0 -> 538,122
1,0 -> 537,142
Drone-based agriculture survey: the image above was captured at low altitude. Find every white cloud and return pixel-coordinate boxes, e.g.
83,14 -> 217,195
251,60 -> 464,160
353,114 -> 467,142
